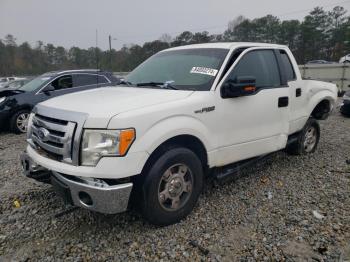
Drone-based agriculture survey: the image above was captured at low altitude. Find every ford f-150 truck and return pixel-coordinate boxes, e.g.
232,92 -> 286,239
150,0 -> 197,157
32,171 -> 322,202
21,43 -> 337,225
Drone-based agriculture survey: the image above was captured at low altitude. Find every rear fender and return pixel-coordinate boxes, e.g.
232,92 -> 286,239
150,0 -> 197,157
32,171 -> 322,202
307,89 -> 336,119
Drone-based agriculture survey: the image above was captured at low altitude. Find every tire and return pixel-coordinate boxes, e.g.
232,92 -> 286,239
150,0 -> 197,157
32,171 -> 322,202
340,111 -> 350,118
340,106 -> 350,118
10,110 -> 30,134
140,147 -> 203,226
286,118 -> 320,155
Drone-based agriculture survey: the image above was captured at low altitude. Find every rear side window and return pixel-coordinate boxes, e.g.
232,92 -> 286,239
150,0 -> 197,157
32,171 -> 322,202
280,50 -> 296,81
74,74 -> 109,86
74,74 -> 98,87
227,50 -> 281,88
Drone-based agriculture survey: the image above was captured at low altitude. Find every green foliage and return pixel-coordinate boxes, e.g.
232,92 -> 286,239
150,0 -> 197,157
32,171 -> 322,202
1,5 -> 349,76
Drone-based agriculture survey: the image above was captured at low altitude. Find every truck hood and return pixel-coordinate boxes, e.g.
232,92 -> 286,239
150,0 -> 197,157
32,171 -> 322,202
38,87 -> 194,127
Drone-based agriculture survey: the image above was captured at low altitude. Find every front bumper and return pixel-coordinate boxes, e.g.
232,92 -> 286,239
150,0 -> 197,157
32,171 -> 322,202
0,110 -> 10,129
25,145 -> 148,179
20,152 -> 133,214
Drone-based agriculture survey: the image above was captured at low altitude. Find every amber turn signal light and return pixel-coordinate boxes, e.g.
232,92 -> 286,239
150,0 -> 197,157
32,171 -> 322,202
243,86 -> 256,92
119,129 -> 136,156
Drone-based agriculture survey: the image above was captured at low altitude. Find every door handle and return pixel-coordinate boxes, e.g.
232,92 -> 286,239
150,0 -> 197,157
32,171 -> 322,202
296,88 -> 302,97
278,96 -> 289,107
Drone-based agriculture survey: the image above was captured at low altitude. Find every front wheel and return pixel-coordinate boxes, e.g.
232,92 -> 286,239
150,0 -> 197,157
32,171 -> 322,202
10,110 -> 30,134
286,118 -> 320,155
140,147 -> 203,226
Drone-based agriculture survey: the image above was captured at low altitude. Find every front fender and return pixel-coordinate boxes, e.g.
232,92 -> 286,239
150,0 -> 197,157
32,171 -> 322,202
133,115 -> 214,155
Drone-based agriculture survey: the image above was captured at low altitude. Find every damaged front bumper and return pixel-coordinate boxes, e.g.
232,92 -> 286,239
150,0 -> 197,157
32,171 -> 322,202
20,152 -> 133,214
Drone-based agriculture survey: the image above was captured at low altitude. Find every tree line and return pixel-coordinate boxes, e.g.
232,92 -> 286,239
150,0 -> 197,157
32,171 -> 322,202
1,5 -> 349,76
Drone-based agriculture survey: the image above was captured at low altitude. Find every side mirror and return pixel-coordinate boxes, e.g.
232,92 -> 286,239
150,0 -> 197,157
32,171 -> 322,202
221,76 -> 256,98
43,84 -> 55,94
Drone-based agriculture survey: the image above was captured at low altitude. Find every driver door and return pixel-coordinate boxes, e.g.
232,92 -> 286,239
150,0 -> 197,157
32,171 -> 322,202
214,48 -> 290,166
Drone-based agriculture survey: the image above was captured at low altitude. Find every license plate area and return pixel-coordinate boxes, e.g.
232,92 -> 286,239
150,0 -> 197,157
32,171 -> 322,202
51,175 -> 74,206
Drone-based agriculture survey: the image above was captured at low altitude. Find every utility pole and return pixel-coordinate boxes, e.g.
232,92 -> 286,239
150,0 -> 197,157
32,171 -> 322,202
109,35 -> 112,71
96,29 -> 99,70
109,35 -> 117,71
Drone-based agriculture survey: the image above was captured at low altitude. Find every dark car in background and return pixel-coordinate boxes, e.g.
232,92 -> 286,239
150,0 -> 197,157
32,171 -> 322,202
0,69 -> 119,133
340,90 -> 350,117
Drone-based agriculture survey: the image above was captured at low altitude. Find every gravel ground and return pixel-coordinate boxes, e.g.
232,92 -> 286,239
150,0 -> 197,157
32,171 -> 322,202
0,110 -> 349,261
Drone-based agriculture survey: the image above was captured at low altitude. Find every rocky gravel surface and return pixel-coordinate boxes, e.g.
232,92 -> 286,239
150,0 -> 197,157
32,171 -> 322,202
0,111 -> 349,261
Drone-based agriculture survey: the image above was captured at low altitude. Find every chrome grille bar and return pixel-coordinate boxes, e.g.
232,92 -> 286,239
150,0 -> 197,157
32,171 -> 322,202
32,116 -> 68,132
28,104 -> 88,165
29,114 -> 76,164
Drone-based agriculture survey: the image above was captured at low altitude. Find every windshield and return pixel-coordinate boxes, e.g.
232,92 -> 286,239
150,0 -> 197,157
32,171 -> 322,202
19,74 -> 53,92
126,48 -> 229,91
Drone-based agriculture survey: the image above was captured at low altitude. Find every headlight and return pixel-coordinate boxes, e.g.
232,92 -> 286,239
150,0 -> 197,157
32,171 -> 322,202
81,129 -> 135,166
0,97 -> 6,104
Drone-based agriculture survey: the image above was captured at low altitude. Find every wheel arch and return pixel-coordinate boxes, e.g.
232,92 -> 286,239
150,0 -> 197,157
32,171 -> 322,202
310,98 -> 332,120
306,87 -> 336,120
141,134 -> 209,176
10,104 -> 33,115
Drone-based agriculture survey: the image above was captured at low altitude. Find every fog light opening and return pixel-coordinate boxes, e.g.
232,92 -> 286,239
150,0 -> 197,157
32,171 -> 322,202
78,191 -> 93,207
22,160 -> 29,171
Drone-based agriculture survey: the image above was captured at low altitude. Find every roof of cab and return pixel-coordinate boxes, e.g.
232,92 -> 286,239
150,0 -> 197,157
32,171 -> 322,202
165,42 -> 287,51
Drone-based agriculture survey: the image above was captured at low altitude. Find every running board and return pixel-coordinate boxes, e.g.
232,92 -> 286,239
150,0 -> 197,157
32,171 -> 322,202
214,154 -> 271,182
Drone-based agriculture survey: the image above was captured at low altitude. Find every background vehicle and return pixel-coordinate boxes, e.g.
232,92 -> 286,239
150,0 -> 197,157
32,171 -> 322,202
0,77 -> 24,88
339,54 -> 350,63
21,43 -> 337,226
307,60 -> 334,64
0,78 -> 32,91
340,90 -> 350,117
0,69 -> 118,133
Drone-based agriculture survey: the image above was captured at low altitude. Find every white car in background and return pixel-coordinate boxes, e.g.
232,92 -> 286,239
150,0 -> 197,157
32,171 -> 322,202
339,54 -> 350,63
0,77 -> 25,88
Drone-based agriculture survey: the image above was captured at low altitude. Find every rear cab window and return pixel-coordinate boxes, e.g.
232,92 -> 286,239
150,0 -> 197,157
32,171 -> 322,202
279,50 -> 296,82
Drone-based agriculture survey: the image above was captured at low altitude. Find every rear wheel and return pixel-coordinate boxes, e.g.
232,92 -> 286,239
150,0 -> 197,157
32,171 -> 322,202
286,118 -> 320,155
140,147 -> 203,226
10,110 -> 30,134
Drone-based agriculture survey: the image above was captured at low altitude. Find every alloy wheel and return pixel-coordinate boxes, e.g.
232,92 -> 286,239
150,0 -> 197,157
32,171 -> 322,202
304,126 -> 317,152
158,164 -> 194,211
16,113 -> 29,133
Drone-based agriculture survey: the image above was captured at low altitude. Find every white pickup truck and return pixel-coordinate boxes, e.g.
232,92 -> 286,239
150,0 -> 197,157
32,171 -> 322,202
21,43 -> 337,225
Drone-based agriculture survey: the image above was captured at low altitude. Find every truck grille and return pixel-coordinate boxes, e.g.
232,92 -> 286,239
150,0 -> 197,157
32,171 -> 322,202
30,113 -> 76,163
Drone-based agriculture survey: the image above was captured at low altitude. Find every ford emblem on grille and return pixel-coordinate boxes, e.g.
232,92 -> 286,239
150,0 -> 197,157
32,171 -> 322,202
37,127 -> 50,142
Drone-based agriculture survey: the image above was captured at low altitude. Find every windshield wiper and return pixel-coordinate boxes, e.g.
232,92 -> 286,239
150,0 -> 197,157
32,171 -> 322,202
136,81 -> 178,90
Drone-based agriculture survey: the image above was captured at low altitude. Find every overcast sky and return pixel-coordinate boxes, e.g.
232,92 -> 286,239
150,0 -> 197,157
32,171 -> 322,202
1,0 -> 349,50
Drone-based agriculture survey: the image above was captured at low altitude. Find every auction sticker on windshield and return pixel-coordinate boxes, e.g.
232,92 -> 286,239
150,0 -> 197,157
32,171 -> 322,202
190,67 -> 218,77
